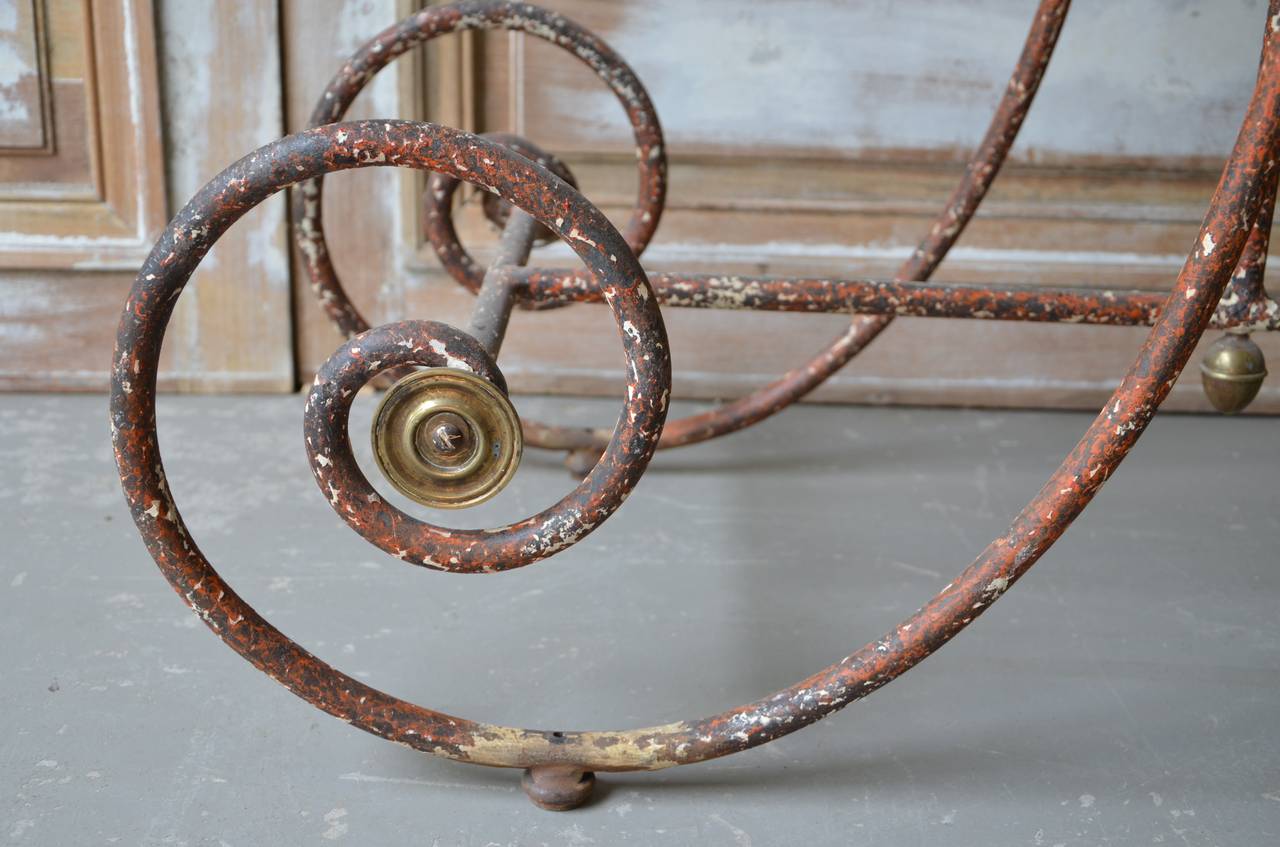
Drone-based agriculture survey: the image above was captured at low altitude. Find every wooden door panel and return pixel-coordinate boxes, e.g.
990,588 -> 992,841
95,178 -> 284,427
0,0 -> 293,392
153,0 -> 293,391
0,0 -> 166,390
0,0 -> 164,270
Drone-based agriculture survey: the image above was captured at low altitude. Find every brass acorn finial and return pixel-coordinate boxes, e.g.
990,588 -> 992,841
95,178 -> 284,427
1200,334 -> 1267,414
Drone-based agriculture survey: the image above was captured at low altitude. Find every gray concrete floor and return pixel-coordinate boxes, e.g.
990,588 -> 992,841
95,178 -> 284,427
1,392 -> 1278,845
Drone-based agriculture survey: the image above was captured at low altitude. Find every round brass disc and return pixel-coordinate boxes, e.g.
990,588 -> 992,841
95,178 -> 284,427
371,368 -> 522,509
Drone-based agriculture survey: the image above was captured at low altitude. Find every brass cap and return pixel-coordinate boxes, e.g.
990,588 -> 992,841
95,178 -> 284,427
1200,334 -> 1267,415
371,368 -> 522,509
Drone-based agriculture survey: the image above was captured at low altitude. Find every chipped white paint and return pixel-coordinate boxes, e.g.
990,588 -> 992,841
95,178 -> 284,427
427,338 -> 474,372
566,227 -> 597,249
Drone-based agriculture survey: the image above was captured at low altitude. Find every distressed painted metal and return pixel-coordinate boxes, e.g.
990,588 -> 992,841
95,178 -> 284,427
293,1 -> 666,337
304,0 -> 1077,453
510,266 -> 1280,329
115,0 -> 1279,812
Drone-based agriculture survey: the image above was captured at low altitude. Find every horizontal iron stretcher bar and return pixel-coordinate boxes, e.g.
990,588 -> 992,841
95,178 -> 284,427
505,267 -> 1280,331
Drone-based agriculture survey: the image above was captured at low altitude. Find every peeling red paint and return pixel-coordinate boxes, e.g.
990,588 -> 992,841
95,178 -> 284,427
115,0 -> 1280,812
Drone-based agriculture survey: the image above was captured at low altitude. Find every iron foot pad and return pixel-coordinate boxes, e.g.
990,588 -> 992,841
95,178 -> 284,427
521,766 -> 596,811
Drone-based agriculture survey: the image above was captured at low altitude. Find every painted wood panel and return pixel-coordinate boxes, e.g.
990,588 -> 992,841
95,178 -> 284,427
504,0 -> 1254,166
0,0 -> 53,150
0,0 -> 293,392
0,0 -> 165,268
0,0 -> 168,390
154,0 -> 293,392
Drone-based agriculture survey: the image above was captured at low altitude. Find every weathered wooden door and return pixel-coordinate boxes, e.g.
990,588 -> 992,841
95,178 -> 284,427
285,0 -> 1278,412
3,0 -> 1276,412
0,0 -> 292,391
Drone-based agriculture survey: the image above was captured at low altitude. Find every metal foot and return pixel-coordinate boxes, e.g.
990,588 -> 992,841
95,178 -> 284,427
521,766 -> 596,811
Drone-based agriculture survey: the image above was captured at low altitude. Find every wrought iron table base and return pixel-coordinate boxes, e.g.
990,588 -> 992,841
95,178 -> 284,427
112,0 -> 1277,810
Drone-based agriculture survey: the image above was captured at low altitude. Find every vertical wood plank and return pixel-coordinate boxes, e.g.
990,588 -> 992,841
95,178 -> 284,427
282,0 -> 420,380
0,0 -> 170,391
156,0 -> 294,392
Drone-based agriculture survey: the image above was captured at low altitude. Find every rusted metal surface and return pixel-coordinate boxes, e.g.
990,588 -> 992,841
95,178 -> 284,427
294,1 -> 666,338
467,209 -> 537,357
113,118 -> 673,769
510,266 -> 1280,330
323,123 -> 667,575
627,0 -> 1073,450
1218,152 -> 1279,330
425,132 -> 589,307
116,0 -> 1280,813
304,0 -> 1069,454
304,309 -> 661,571
498,0 -> 1075,453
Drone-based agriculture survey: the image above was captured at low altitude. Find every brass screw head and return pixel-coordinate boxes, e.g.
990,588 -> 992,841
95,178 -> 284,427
417,412 -> 472,465
371,368 -> 522,509
1200,333 -> 1267,414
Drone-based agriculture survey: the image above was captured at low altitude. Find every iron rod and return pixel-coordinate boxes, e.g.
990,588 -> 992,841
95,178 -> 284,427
468,209 -> 538,357
511,267 -> 1280,330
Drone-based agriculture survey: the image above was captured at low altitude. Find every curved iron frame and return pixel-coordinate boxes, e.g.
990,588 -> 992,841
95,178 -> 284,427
112,0 -> 1279,810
